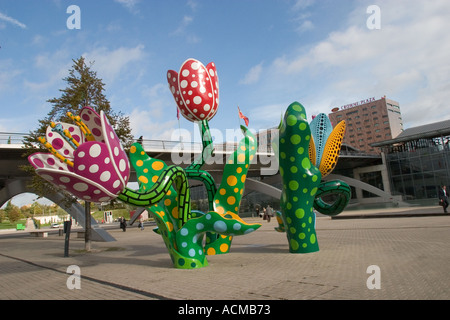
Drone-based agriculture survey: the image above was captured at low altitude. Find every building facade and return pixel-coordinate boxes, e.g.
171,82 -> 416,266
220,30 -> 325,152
328,97 -> 403,154
372,119 -> 450,201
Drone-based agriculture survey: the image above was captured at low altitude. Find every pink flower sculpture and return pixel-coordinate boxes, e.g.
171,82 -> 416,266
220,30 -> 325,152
28,107 -> 130,203
167,58 -> 219,122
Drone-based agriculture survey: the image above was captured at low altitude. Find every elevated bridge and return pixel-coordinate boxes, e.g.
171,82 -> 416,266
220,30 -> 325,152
0,132 -> 400,241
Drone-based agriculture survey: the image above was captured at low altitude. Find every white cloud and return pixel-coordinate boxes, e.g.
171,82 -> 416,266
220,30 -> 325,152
82,44 -> 146,85
290,0 -> 315,34
114,0 -> 140,13
248,103 -> 286,129
171,15 -> 194,36
126,82 -> 180,140
297,20 -> 314,33
0,60 -> 23,94
169,2 -> 200,42
187,0 -> 199,11
31,34 -> 48,46
129,108 -> 178,140
258,0 -> 450,128
292,0 -> 315,11
23,49 -> 71,92
169,15 -> 201,44
0,11 -> 26,29
240,63 -> 263,85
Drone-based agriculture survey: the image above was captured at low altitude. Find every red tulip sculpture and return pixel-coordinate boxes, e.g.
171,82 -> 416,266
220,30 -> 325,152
167,58 -> 219,170
167,58 -> 219,122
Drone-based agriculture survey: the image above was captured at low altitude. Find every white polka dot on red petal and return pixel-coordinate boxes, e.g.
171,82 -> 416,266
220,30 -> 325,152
167,58 -> 219,122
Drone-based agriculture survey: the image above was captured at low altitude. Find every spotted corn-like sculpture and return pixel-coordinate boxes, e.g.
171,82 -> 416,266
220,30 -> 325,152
276,102 -> 351,253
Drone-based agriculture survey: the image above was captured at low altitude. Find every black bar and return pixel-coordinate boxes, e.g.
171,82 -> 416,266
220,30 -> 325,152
64,220 -> 72,257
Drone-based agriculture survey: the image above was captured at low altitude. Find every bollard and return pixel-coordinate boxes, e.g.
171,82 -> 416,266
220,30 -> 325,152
63,220 -> 72,257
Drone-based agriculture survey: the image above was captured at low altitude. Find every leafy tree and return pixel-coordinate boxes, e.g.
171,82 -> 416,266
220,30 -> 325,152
4,201 -> 21,223
20,205 -> 32,218
21,56 -> 134,203
0,209 -> 5,223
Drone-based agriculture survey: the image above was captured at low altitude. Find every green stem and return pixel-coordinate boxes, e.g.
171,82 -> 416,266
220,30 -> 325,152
187,120 -> 214,171
118,165 -> 191,229
313,180 -> 351,216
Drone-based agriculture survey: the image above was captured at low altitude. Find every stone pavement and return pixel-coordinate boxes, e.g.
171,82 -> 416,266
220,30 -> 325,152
0,205 -> 449,301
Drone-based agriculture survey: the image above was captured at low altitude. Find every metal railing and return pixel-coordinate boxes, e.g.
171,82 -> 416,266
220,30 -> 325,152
0,132 -> 275,155
0,132 -> 29,145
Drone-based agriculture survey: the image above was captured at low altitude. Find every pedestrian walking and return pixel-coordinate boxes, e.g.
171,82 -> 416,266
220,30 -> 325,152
119,216 -> 127,232
138,216 -> 145,231
265,205 -> 273,223
439,185 -> 449,213
264,205 -> 273,222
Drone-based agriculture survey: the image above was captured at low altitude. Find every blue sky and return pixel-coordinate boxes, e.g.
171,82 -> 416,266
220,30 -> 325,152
2,0 -> 450,206
2,0 -> 450,142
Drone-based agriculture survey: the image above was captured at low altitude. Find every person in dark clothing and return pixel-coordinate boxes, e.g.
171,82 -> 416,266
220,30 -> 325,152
439,185 -> 449,213
265,205 -> 273,223
119,216 -> 127,232
137,136 -> 143,146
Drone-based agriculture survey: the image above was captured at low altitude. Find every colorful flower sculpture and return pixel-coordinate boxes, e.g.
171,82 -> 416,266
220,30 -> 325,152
276,102 -> 351,253
27,56 -> 353,268
28,107 -> 130,203
27,58 -> 261,269
167,58 -> 219,122
118,125 -> 261,268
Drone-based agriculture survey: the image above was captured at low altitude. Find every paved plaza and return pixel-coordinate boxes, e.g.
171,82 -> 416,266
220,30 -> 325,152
0,206 -> 449,302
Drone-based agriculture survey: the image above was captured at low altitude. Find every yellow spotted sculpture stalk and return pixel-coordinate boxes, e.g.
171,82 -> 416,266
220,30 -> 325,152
117,123 -> 261,268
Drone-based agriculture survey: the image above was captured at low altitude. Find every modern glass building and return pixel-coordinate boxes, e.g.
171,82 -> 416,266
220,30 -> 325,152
372,119 -> 450,200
